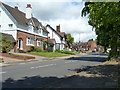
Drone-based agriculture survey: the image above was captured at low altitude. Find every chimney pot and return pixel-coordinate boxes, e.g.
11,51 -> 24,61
56,25 -> 60,32
27,4 -> 32,8
26,4 -> 32,19
15,6 -> 18,9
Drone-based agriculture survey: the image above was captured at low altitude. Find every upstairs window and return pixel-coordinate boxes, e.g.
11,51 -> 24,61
28,25 -> 34,32
43,31 -> 48,36
8,24 -> 13,28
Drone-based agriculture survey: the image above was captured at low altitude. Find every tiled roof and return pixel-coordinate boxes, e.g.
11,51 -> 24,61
1,2 -> 48,33
46,24 -> 63,38
48,39 -> 55,44
0,32 -> 16,42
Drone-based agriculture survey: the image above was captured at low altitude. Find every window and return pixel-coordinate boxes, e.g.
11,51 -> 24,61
8,24 -> 13,28
26,37 -> 35,46
37,39 -> 43,47
0,25 -> 1,29
28,25 -> 34,32
43,31 -> 48,36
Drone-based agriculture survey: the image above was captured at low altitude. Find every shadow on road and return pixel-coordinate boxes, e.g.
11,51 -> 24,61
87,52 -> 108,56
66,56 -> 107,62
2,64 -> 119,88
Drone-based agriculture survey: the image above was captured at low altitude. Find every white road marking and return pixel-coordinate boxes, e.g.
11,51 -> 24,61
30,64 -> 56,69
0,71 -> 6,74
65,61 -> 77,63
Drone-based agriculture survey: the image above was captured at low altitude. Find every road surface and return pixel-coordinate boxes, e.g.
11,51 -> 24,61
1,53 -> 107,88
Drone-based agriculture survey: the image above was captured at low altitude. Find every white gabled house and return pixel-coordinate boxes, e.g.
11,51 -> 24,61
46,24 -> 66,51
0,2 -> 49,52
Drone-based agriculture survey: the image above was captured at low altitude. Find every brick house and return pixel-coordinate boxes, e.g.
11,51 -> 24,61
0,2 -> 49,52
72,41 -> 97,52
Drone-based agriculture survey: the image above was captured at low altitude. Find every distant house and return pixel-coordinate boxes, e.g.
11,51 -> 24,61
46,24 -> 66,51
72,41 -> 97,52
0,2 -> 49,52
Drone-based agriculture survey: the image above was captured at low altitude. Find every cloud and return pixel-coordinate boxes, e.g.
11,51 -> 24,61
3,1 -> 97,42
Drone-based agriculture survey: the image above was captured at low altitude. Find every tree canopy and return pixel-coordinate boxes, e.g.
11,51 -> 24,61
82,2 -> 120,59
66,33 -> 74,48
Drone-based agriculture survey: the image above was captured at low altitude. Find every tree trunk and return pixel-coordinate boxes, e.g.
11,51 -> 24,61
104,46 -> 107,53
109,35 -> 118,60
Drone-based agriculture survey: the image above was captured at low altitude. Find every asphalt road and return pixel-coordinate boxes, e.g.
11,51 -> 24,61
1,52 -> 107,88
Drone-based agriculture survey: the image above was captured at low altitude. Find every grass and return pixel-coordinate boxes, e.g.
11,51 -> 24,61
9,53 -> 32,57
56,50 -> 79,55
29,52 -> 69,57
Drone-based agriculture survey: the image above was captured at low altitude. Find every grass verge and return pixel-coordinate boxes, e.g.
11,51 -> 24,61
29,52 -> 69,57
9,53 -> 32,57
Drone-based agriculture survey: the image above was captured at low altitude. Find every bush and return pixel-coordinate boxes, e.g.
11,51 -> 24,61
0,37 -> 12,53
26,46 -> 43,52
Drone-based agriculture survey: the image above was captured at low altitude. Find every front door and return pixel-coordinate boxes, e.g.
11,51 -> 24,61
18,38 -> 23,50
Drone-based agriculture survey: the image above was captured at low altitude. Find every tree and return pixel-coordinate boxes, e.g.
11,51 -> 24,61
82,2 -> 120,60
0,36 -> 12,53
66,33 -> 74,48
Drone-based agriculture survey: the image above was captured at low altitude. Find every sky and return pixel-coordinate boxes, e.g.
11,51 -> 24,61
2,0 -> 97,42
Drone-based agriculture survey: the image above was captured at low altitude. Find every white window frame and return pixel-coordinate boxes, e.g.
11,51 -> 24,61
37,39 -> 43,47
26,37 -> 35,46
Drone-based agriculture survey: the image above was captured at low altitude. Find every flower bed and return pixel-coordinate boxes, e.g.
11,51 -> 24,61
0,53 -> 35,60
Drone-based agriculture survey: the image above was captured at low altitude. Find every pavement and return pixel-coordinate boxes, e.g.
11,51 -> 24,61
0,53 -> 85,67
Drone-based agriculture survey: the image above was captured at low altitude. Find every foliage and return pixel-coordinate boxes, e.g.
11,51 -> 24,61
82,2 -> 120,59
56,50 -> 77,55
66,33 -> 74,48
29,52 -> 69,57
26,46 -> 43,52
0,36 -> 12,53
88,39 -> 93,42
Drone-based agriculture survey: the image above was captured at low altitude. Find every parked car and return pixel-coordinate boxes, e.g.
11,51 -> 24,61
82,50 -> 86,53
92,50 -> 96,52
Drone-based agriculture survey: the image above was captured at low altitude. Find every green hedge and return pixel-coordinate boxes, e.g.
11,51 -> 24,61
26,46 -> 43,52
56,50 -> 76,55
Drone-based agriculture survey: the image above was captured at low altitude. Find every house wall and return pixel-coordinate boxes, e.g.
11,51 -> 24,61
14,30 -> 47,52
47,26 -> 64,51
47,27 -> 61,43
91,42 -> 97,51
0,4 -> 17,40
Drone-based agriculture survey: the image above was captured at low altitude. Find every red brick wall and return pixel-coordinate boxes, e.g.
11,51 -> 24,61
14,30 -> 48,52
91,42 -> 97,51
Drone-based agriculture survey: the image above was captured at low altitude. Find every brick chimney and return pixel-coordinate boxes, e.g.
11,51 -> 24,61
26,4 -> 32,19
15,6 -> 18,9
56,24 -> 60,32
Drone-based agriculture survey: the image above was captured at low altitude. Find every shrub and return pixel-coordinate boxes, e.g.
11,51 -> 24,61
0,37 -> 12,53
26,46 -> 43,52
46,48 -> 50,52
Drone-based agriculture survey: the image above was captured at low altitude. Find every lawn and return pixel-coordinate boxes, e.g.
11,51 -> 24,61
29,52 -> 69,57
9,53 -> 32,57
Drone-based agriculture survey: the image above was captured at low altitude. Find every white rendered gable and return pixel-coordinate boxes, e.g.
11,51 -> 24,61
47,27 -> 62,43
0,4 -> 17,40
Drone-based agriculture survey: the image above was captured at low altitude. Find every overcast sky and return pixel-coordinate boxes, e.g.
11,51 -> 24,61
3,0 -> 97,42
